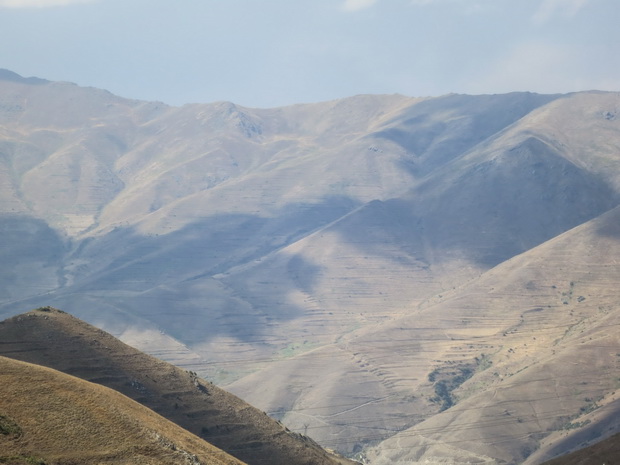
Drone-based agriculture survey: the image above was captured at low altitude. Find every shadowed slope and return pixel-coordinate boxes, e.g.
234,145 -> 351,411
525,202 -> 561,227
0,355 -> 245,465
223,92 -> 620,458
3,71 -> 620,464
540,432 -> 620,465
0,308 -> 356,465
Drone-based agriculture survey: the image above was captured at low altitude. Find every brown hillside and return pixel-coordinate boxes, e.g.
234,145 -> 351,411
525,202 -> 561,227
0,308 -> 356,465
0,355 -> 244,465
3,72 -> 620,463
223,91 -> 620,460
540,432 -> 620,465
350,204 -> 620,464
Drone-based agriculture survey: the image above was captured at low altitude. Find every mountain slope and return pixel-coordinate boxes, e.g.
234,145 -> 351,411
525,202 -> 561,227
222,91 -> 620,457
0,308 -> 355,465
0,73 -> 571,380
540,432 -> 620,465
2,70 -> 620,463
0,355 -> 245,465
348,205 -> 620,464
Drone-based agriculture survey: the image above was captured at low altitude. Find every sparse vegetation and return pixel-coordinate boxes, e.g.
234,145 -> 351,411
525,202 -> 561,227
33,306 -> 64,313
0,456 -> 47,465
561,419 -> 591,431
0,355 -> 247,465
0,311 -> 355,465
428,355 -> 494,411
0,415 -> 21,438
475,353 -> 493,371
278,340 -> 318,358
3,85 -> 620,465
579,397 -> 601,415
429,368 -> 469,409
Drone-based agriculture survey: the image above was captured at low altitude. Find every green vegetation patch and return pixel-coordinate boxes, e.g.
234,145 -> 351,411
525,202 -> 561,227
0,415 -> 22,438
561,419 -> 591,431
555,396 -> 601,433
429,367 -> 474,411
428,354 -> 493,411
33,306 -> 64,313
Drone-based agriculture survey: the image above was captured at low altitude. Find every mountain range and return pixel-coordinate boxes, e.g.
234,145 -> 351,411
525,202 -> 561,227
1,68 -> 620,463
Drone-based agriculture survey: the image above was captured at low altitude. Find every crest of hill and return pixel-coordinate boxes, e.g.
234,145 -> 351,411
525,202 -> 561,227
0,355 -> 245,465
0,68 -> 48,85
0,307 -> 356,465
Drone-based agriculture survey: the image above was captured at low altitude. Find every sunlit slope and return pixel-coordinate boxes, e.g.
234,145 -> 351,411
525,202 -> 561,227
225,204 -> 620,461
224,92 -> 620,449
3,70 -> 620,464
0,308 -> 356,465
0,355 -> 246,465
349,206 -> 620,463
0,72 -> 563,368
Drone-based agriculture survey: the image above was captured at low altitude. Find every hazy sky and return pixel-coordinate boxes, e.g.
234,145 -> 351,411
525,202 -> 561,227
0,0 -> 618,108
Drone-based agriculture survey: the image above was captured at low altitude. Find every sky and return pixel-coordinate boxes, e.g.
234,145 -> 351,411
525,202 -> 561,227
0,0 -> 618,108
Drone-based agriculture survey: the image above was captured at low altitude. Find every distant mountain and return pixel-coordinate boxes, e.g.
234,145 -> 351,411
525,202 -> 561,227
355,204 -> 620,464
0,68 -> 48,85
0,307 -> 356,465
1,69 -> 620,463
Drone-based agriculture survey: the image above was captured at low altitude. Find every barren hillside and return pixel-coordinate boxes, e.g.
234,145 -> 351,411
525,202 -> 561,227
0,308 -> 355,465
539,432 -> 620,465
1,69 -> 620,463
0,355 -> 245,465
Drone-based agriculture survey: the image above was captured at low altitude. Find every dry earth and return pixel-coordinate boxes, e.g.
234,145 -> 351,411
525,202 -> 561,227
1,69 -> 620,463
0,355 -> 245,465
539,432 -> 620,465
0,308 -> 356,465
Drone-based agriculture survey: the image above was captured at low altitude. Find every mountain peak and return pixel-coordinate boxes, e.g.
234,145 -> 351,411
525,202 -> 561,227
0,68 -> 48,85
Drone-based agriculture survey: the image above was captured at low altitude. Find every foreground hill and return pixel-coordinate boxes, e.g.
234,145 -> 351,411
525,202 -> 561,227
0,355 -> 245,465
1,70 -> 620,463
540,432 -> 620,465
0,308 -> 356,465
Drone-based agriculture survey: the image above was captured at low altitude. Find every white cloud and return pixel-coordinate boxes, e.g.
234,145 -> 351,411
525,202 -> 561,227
0,0 -> 96,7
532,0 -> 590,25
342,0 -> 378,12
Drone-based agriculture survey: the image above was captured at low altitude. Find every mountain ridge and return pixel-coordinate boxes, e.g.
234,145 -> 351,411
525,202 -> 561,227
0,68 -> 48,85
1,70 -> 620,463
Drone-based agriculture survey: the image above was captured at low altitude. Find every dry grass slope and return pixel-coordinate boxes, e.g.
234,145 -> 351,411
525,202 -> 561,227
540,432 -> 620,465
0,355 -> 245,465
2,72 -> 620,464
0,308 -> 356,465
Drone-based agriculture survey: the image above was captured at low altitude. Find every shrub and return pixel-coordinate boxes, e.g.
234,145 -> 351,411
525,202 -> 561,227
0,415 -> 22,437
